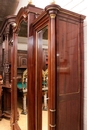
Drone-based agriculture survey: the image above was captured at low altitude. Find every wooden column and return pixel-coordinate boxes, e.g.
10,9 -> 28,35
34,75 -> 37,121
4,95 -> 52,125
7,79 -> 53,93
11,32 -> 18,130
27,12 -> 36,130
49,11 -> 57,130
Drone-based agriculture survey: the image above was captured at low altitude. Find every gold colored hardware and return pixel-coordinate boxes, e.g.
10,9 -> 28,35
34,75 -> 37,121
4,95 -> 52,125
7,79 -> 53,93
12,22 -> 17,27
50,109 -> 56,112
50,124 -> 56,127
29,0 -> 33,4
59,90 -> 80,96
50,0 -> 55,4
50,14 -> 56,18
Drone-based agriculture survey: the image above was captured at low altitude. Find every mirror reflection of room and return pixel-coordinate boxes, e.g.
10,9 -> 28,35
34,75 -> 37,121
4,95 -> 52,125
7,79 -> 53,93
41,27 -> 48,130
17,21 -> 27,130
0,24 -> 14,130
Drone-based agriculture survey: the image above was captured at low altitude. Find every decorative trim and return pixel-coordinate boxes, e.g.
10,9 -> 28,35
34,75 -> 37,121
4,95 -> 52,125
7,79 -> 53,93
59,90 -> 80,96
50,0 -> 56,4
60,10 -> 85,19
32,12 -> 47,26
46,7 -> 60,12
28,0 -> 33,4
50,109 -> 56,112
50,124 -> 56,128
50,14 -> 56,18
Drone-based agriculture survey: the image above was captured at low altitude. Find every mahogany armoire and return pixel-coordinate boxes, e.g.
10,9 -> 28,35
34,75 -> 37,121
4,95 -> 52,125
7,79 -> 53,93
0,3 -> 86,130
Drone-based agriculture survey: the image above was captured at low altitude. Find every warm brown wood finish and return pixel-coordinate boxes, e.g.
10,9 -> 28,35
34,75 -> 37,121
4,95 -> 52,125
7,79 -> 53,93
80,21 -> 84,130
27,36 -> 35,130
27,5 -> 43,130
0,3 -> 86,130
12,4 -> 43,130
11,32 -> 21,130
31,4 -> 85,130
0,16 -> 16,119
56,17 -> 80,130
17,50 -> 27,68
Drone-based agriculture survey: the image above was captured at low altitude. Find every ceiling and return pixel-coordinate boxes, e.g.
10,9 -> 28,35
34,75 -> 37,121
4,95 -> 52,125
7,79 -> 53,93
0,0 -> 20,27
0,0 -> 49,39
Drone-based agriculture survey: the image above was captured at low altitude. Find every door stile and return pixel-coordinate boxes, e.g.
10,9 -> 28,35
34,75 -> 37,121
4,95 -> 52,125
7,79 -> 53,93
36,31 -> 43,130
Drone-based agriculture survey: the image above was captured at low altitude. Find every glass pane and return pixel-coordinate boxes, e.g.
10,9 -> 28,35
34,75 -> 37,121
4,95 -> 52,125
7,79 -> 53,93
17,20 -> 27,130
39,27 -> 48,130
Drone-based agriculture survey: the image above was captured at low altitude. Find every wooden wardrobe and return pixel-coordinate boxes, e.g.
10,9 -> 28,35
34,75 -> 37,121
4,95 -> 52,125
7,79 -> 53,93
0,3 -> 86,130
27,4 -> 85,130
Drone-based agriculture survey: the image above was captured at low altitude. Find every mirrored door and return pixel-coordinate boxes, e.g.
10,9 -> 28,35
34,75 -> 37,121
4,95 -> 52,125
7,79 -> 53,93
36,26 -> 48,130
17,20 -> 28,130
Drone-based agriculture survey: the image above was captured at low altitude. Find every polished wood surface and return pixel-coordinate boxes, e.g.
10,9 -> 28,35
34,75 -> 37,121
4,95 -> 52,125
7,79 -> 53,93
2,86 -> 11,119
0,16 -> 15,119
56,17 -> 81,130
0,3 -> 85,130
12,4 -> 43,130
32,4 -> 85,130
17,50 -> 27,68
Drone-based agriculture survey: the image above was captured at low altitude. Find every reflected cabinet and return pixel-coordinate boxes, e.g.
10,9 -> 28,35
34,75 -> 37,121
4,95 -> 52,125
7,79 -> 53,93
0,3 -> 86,130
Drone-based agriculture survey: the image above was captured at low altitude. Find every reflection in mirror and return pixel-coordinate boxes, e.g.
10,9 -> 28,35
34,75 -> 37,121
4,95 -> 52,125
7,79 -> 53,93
17,20 -> 27,130
0,25 -> 13,130
40,27 -> 48,130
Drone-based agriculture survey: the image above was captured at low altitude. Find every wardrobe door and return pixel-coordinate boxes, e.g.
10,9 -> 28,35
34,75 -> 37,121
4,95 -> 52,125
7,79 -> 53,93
36,27 -> 49,130
56,19 -> 81,130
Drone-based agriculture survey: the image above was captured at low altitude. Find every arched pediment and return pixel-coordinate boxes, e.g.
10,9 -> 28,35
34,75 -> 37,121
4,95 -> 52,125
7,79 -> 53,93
0,15 -> 16,36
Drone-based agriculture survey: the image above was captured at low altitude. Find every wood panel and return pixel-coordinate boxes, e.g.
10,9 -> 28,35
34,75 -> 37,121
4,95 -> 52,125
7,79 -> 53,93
56,18 -> 81,130
2,87 -> 11,118
17,50 -> 27,68
31,4 -> 85,130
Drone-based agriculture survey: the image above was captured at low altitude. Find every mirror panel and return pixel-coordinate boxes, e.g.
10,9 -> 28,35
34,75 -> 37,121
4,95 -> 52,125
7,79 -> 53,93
37,26 -> 48,130
17,20 -> 28,130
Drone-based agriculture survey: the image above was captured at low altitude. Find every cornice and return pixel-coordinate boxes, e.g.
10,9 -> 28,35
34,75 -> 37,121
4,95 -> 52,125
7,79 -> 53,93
14,4 -> 43,33
45,4 -> 86,20
32,4 -> 86,27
